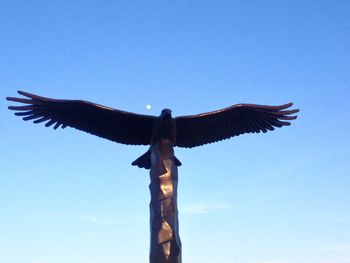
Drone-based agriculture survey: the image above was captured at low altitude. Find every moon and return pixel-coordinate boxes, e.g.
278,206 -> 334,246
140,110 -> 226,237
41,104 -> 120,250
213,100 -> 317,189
146,104 -> 152,110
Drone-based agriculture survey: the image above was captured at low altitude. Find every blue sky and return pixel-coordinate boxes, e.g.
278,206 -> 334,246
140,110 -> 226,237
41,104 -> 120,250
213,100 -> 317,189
1,0 -> 350,262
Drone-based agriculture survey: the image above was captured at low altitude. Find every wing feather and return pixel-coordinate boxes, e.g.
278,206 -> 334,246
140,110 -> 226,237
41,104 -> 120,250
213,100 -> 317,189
7,90 -> 156,145
175,103 -> 299,148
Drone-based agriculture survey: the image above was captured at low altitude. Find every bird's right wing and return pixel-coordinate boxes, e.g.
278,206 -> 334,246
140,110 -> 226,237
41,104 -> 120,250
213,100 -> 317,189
175,103 -> 299,148
7,91 -> 156,146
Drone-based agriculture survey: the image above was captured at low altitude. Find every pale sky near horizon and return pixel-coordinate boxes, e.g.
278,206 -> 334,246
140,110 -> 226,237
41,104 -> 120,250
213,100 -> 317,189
1,1 -> 350,262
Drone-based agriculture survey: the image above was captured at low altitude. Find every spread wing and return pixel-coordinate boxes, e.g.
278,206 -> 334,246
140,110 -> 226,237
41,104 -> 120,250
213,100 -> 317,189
175,103 -> 299,148
7,90 -> 156,145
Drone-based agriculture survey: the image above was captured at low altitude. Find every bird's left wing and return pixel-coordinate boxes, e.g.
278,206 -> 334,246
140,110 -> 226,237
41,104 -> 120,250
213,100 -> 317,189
175,103 -> 299,148
7,90 -> 156,145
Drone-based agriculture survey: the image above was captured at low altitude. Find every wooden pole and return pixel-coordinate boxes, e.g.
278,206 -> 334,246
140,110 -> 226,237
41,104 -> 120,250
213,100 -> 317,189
149,139 -> 182,263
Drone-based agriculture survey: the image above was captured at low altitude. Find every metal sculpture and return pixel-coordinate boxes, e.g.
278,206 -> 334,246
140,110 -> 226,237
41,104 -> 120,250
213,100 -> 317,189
7,90 -> 299,263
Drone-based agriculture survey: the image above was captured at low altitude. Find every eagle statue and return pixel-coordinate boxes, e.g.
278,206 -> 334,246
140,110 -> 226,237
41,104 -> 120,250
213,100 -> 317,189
7,90 -> 299,169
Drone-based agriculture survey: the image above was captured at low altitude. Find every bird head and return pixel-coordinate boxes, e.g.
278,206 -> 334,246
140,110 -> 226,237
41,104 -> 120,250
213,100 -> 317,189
160,108 -> 172,118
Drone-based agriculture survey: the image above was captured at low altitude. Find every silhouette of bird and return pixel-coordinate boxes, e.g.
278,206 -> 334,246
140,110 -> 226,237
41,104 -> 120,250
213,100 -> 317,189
7,91 -> 299,169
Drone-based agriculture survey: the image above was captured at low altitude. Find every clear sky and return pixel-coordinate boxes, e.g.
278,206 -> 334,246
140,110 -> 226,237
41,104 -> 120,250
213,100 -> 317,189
1,1 -> 350,262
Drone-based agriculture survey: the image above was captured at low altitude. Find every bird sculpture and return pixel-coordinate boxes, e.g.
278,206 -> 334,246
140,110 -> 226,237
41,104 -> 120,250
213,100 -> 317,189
7,90 -> 299,168
7,90 -> 299,263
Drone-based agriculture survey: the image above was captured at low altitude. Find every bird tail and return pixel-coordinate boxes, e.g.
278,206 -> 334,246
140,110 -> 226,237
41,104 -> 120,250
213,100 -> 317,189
132,149 -> 152,169
132,149 -> 182,169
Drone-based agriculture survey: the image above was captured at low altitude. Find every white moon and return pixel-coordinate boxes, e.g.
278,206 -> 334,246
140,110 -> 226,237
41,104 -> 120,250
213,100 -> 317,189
146,104 -> 152,110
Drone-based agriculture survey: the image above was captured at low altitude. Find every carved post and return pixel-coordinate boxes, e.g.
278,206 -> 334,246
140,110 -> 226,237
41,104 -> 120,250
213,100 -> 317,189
149,139 -> 182,263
